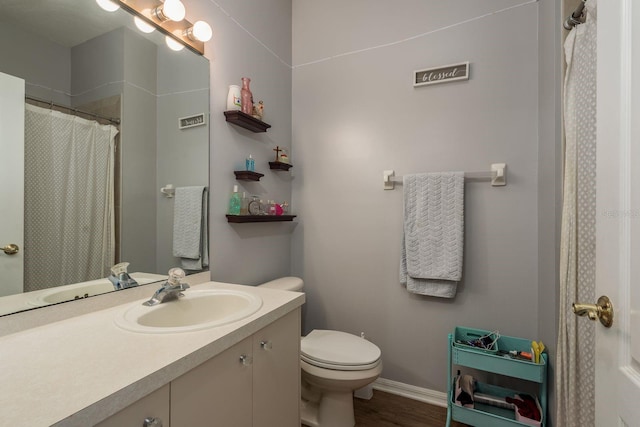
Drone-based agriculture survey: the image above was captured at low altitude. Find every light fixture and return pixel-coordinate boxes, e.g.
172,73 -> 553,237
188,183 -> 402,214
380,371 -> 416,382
110,0 -> 209,55
153,0 -> 186,22
185,21 -> 212,42
96,0 -> 120,12
134,16 -> 155,33
165,36 -> 185,51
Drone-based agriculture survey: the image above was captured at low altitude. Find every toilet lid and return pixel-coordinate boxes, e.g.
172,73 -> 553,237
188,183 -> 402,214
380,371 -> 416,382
301,330 -> 381,370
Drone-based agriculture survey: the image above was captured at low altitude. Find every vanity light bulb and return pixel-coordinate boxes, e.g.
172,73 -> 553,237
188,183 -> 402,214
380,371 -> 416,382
192,21 -> 212,42
162,0 -> 186,21
134,16 -> 155,34
165,36 -> 184,51
96,0 -> 120,12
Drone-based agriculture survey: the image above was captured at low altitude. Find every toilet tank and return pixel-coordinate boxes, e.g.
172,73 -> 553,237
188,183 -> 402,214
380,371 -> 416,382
259,277 -> 304,292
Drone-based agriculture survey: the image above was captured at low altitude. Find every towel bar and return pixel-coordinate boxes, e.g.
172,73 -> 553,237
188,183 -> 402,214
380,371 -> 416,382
383,163 -> 507,190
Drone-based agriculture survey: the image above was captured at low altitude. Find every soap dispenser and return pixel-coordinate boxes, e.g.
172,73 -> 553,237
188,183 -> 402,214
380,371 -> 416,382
228,185 -> 242,215
245,154 -> 255,172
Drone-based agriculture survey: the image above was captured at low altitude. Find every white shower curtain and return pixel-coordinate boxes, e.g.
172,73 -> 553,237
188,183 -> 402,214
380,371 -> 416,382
557,1 -> 597,426
24,104 -> 118,292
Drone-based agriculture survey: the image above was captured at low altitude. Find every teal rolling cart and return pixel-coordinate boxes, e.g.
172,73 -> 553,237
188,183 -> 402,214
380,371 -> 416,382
446,328 -> 547,427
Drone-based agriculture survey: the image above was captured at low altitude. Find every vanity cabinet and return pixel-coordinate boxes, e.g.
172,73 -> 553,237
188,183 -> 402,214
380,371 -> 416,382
171,336 -> 253,426
95,384 -> 170,427
97,308 -> 300,427
252,308 -> 301,427
172,308 -> 301,427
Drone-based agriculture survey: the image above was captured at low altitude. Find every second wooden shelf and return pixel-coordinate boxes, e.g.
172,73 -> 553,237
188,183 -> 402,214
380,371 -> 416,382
234,170 -> 264,181
226,215 -> 297,223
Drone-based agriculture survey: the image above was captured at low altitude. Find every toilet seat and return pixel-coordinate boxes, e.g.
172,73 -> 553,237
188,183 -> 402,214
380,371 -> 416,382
301,330 -> 381,371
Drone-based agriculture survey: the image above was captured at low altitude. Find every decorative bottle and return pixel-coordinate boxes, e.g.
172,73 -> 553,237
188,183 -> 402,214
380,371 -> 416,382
228,185 -> 242,215
240,192 -> 249,215
226,85 -> 241,110
240,77 -> 253,115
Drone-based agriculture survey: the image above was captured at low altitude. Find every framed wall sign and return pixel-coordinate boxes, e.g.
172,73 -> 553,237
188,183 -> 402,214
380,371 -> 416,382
178,113 -> 206,130
413,62 -> 470,87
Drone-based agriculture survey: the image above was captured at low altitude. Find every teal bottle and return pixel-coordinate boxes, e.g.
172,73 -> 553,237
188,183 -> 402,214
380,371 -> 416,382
228,185 -> 242,215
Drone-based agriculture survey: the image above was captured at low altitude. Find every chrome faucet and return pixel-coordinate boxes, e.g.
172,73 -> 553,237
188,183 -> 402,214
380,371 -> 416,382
108,262 -> 139,290
143,268 -> 190,306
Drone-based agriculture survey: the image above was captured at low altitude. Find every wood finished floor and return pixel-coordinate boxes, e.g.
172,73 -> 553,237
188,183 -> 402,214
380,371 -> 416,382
353,390 -> 469,427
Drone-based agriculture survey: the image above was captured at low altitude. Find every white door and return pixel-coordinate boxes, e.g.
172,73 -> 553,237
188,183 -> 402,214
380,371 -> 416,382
594,1 -> 640,424
0,71 -> 24,297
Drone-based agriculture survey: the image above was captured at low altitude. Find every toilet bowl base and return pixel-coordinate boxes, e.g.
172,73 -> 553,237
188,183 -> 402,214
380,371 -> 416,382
301,390 -> 355,427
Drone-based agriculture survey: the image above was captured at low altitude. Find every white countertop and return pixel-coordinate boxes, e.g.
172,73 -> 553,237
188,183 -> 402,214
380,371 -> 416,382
0,281 -> 305,427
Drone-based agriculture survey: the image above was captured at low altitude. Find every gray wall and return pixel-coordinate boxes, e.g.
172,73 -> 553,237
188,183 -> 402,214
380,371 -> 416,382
120,29 -> 158,274
187,0 -> 294,285
538,0 -> 562,423
156,48 -> 210,273
71,29 -> 125,106
73,27 -> 159,274
0,21 -> 71,104
291,0 -> 559,401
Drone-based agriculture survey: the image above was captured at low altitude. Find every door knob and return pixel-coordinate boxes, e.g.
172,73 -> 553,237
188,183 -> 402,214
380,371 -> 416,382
572,295 -> 614,328
2,244 -> 19,255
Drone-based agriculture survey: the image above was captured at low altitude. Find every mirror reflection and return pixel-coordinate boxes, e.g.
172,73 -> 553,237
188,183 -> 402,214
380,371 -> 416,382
0,0 -> 210,316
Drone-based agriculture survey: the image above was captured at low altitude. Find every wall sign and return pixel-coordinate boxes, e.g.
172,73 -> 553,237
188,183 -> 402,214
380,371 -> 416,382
179,113 -> 206,130
413,62 -> 470,87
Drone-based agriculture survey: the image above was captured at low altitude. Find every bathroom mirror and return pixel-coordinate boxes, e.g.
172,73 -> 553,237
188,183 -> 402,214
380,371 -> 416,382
0,0 -> 210,316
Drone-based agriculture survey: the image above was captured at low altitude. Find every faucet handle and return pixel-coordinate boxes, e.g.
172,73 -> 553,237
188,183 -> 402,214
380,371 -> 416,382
167,268 -> 187,286
110,262 -> 130,276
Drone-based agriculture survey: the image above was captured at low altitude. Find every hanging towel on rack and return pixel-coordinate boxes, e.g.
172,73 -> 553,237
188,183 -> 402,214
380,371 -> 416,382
400,172 -> 464,297
173,186 -> 209,271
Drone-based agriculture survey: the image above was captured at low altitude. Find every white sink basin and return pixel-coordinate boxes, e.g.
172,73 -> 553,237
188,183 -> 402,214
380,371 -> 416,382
114,289 -> 263,333
29,274 -> 165,307
35,281 -> 115,305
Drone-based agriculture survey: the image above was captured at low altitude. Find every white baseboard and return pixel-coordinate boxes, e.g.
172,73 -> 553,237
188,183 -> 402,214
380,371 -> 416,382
371,377 -> 448,408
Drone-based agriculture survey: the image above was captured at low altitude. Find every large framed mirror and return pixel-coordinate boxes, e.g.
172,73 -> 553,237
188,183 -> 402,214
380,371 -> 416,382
0,0 -> 210,316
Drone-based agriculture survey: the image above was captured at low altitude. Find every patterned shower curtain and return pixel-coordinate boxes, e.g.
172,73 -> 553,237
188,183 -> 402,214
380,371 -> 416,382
556,1 -> 597,426
24,104 -> 118,292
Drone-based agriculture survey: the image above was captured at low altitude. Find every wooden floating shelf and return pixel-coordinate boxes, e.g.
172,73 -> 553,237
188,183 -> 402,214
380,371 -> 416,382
269,161 -> 292,171
226,215 -> 297,223
224,110 -> 271,133
234,170 -> 264,181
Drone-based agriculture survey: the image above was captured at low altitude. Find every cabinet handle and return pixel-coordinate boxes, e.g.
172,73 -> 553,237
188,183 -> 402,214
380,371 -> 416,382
260,340 -> 273,350
143,417 -> 163,427
239,354 -> 253,366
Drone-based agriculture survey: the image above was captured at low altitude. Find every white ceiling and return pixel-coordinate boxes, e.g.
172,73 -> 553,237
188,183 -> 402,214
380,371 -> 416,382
0,0 -> 133,47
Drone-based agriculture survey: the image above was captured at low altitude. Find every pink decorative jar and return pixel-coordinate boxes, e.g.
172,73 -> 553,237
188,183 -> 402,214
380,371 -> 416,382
240,77 -> 253,115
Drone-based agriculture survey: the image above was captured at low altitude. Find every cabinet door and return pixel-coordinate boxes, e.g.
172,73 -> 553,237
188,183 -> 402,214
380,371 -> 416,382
95,384 -> 170,427
252,308 -> 301,427
171,337 -> 253,427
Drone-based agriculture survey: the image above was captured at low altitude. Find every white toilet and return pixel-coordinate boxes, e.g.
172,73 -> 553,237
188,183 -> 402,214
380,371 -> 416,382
260,277 -> 383,427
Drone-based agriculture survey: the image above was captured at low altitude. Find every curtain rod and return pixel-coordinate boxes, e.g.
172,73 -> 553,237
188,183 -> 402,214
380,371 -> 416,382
25,96 -> 121,126
564,0 -> 586,30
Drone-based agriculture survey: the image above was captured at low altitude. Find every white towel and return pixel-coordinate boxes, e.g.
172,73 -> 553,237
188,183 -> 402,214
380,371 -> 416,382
173,186 -> 209,271
400,172 -> 464,297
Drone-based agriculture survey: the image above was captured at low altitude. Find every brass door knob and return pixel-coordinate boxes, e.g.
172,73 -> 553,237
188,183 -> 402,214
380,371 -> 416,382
573,295 -> 614,328
2,244 -> 19,255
